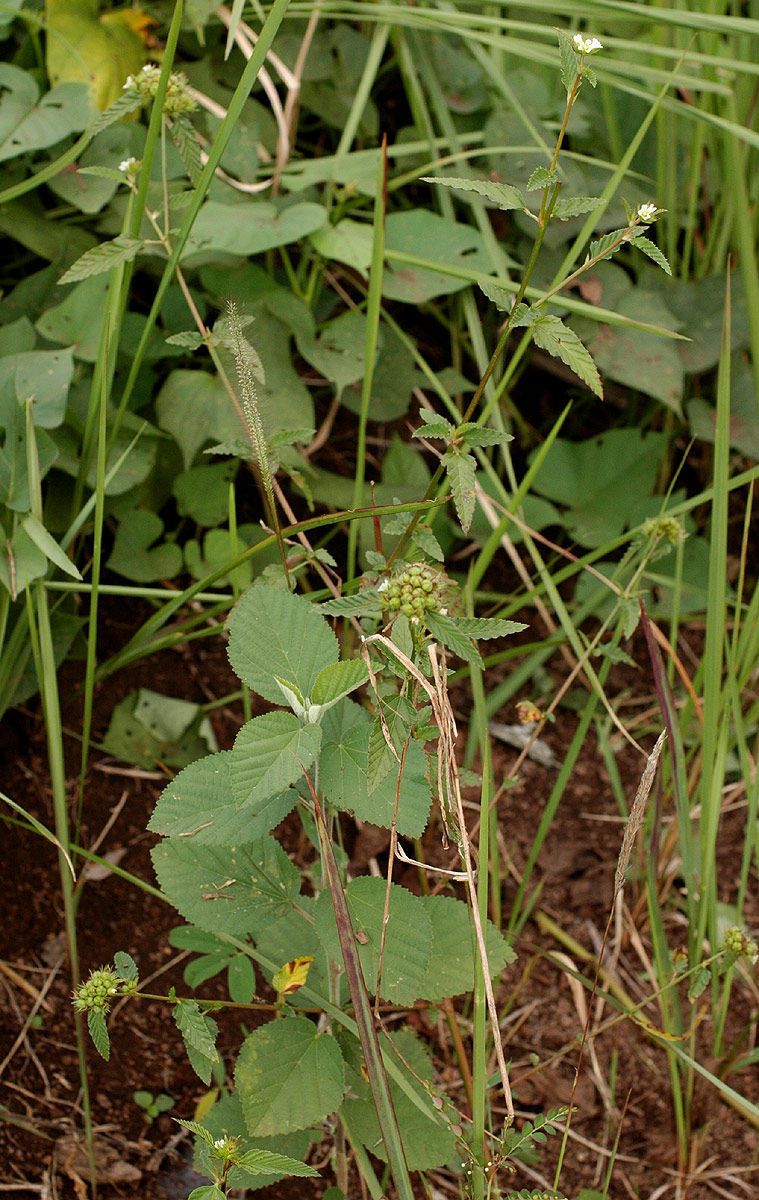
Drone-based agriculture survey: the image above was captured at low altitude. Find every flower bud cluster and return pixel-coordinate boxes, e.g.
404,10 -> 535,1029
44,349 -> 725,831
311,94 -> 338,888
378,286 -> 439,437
384,563 -> 442,620
124,64 -> 197,116
641,515 -> 685,546
72,967 -> 123,1014
722,927 -> 758,963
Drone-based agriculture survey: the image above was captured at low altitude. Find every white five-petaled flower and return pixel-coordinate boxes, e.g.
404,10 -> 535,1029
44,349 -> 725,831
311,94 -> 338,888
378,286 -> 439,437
573,33 -> 603,55
636,202 -> 658,223
118,158 -> 138,173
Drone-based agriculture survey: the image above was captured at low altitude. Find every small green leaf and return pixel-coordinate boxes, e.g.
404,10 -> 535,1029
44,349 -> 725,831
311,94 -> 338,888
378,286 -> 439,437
319,592 -> 383,618
113,951 -> 138,982
425,610 -> 482,666
57,236 -> 144,285
457,424 -> 514,449
688,965 -> 711,1001
553,196 -> 604,220
589,228 -> 628,263
311,659 -> 369,708
477,275 -> 516,312
532,315 -> 602,397
413,418 -> 455,440
421,175 -> 525,211
443,450 -> 477,533
175,1118 -> 217,1148
527,165 -> 555,192
174,999 -> 219,1084
443,616 -> 528,640
87,1009 -> 110,1060
234,1149 -> 318,1177
187,1188 -> 224,1200
630,235 -> 672,275
558,31 -> 580,94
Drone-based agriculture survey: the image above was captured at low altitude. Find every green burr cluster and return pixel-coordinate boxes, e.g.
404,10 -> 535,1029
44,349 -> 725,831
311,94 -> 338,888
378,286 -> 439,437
72,967 -> 122,1014
384,563 -> 441,619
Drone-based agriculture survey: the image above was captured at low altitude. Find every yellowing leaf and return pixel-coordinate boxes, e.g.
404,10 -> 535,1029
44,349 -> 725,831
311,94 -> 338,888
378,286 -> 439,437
272,956 -> 314,997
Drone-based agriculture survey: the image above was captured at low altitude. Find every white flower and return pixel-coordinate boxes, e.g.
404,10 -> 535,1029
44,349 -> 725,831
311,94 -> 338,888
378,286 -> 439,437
377,578 -> 389,593
636,202 -> 658,223
118,158 -> 139,174
122,75 -> 135,90
573,33 -> 603,55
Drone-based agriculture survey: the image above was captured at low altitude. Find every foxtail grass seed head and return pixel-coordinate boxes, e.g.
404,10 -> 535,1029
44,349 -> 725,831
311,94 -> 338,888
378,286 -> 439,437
226,300 -> 276,512
615,730 -> 666,896
572,33 -> 603,55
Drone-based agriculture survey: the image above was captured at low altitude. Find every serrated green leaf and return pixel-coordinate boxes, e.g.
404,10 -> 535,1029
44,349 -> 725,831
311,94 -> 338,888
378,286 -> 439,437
175,1118 -> 217,1148
57,236 -> 144,285
227,586 -> 338,706
457,424 -> 514,449
558,32 -> 579,94
87,1009 -> 110,1060
413,418 -> 455,440
235,1016 -> 344,1136
319,716 -> 432,839
532,315 -> 602,397
425,609 -> 482,666
688,965 -> 711,1001
87,89 -> 141,134
366,693 -> 414,793
630,235 -> 672,275
152,837 -> 302,938
311,659 -> 368,707
149,752 -> 297,844
319,591 -> 383,618
316,878 -> 433,1005
77,165 -> 124,183
527,165 -> 555,192
588,228 -> 628,263
419,895 -> 515,1001
113,951 -> 138,982
188,1186 -> 224,1200
174,1001 -> 219,1085
553,196 -> 604,220
421,175 -> 524,211
170,113 -> 202,186
234,1149 -> 318,1177
477,276 -> 514,312
340,1027 -> 455,1170
442,616 -> 528,641
231,712 -> 321,808
444,450 -> 477,533
165,330 -> 205,349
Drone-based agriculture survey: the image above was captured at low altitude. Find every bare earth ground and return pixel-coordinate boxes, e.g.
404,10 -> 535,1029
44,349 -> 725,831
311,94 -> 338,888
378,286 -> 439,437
1,600 -> 756,1199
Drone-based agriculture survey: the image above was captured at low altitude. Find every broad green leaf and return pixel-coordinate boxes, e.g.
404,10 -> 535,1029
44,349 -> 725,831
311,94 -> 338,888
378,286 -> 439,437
532,315 -> 602,398
443,450 -> 477,533
319,718 -> 432,839
528,430 -> 669,548
574,291 -> 683,413
383,210 -> 492,303
188,1188 -> 224,1200
174,1000 -> 219,1084
419,895 -> 515,1001
48,126 -> 130,214
235,1016 -> 344,1136
228,955 -> 256,1004
296,307 -> 367,395
340,1027 -> 455,1170
156,370 -> 247,469
57,236 -> 144,286
36,275 -> 110,362
630,235 -> 672,275
425,610 -> 482,666
553,196 -> 604,220
152,836 -> 302,937
311,659 -> 368,708
106,510 -> 183,582
366,693 -> 414,794
184,201 -> 326,259
316,878 -> 433,1006
0,70 -> 89,162
20,514 -> 81,580
87,1009 -> 110,1061
422,175 -> 525,211
149,752 -> 297,844
0,348 -> 74,428
102,688 -> 217,769
173,460 -> 239,527
227,586 -> 338,706
230,712 -> 322,807
310,218 -> 373,273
